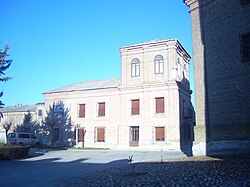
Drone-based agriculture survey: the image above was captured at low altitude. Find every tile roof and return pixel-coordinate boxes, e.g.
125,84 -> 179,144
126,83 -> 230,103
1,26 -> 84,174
0,104 -> 39,113
44,78 -> 121,94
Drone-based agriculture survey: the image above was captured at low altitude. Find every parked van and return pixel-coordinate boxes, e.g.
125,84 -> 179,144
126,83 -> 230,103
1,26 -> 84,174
7,132 -> 40,146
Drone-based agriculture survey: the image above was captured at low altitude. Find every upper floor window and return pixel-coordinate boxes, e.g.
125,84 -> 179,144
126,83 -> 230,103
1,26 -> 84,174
240,32 -> 250,64
131,58 -> 140,77
154,55 -> 164,74
155,97 -> 165,113
98,102 -> 105,117
78,104 -> 85,118
131,99 -> 140,115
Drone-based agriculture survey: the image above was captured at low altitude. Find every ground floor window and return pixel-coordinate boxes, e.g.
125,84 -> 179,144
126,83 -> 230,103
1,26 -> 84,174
95,127 -> 105,142
78,128 -> 85,142
155,127 -> 165,141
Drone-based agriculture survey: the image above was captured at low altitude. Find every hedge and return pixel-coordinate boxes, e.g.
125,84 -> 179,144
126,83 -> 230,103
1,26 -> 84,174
0,145 -> 30,160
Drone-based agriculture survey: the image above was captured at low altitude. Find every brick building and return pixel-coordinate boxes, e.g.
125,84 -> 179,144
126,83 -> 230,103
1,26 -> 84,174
184,0 -> 250,155
43,39 -> 194,151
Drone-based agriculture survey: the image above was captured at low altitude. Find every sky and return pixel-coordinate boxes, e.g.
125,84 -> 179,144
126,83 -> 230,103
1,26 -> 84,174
0,0 -> 194,107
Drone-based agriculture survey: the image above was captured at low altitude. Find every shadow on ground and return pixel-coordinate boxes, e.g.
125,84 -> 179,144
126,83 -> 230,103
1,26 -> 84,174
62,156 -> 250,186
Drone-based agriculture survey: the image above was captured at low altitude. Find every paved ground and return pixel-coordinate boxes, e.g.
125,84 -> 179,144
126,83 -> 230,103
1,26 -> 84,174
62,156 -> 250,187
0,148 -> 187,187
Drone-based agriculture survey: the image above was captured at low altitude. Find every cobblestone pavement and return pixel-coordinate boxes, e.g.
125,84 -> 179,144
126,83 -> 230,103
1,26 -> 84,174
60,156 -> 250,187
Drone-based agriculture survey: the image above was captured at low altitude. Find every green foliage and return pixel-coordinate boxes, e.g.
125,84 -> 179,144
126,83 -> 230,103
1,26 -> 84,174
15,111 -> 38,133
0,43 -> 12,108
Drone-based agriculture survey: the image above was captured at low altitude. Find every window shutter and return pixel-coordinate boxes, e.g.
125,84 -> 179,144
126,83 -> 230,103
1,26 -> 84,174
78,128 -> 85,142
132,99 -> 140,115
97,128 -> 105,142
79,104 -> 85,118
98,102 -> 105,117
155,127 -> 165,141
156,97 -> 164,113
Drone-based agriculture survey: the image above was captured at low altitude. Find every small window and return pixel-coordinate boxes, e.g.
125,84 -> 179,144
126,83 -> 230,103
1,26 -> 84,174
155,55 -> 164,74
38,109 -> 43,117
95,127 -> 105,142
78,104 -> 85,118
131,58 -> 140,77
156,97 -> 165,113
155,127 -> 165,141
131,99 -> 140,115
240,32 -> 250,63
98,102 -> 105,117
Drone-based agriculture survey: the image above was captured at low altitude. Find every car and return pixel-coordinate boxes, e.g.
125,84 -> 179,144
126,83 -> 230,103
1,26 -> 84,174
7,132 -> 40,146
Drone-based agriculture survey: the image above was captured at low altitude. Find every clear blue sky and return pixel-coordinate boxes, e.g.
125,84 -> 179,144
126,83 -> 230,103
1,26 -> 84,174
0,0 -> 194,106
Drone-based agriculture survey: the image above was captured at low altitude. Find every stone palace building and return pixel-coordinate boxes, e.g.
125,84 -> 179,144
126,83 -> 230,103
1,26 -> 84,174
43,39 -> 194,151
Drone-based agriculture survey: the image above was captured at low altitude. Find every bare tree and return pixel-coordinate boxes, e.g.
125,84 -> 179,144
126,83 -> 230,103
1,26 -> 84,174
1,115 -> 14,143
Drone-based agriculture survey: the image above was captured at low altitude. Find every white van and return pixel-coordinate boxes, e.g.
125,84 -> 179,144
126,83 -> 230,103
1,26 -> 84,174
7,132 -> 40,146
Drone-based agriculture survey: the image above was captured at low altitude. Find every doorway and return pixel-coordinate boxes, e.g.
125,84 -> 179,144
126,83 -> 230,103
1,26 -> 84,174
129,126 -> 139,147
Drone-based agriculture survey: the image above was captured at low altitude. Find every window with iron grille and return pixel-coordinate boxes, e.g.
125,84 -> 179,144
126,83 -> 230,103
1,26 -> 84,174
155,55 -> 164,74
155,97 -> 165,113
131,58 -> 140,77
95,127 -> 105,142
155,127 -> 165,141
98,102 -> 105,117
131,99 -> 140,115
240,32 -> 250,63
78,104 -> 85,118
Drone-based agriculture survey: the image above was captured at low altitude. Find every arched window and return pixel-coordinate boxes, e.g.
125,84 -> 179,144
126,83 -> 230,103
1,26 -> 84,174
131,58 -> 140,77
154,55 -> 164,74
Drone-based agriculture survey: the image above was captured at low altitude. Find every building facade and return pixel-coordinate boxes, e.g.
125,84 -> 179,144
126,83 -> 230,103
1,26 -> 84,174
0,103 -> 45,142
44,39 -> 194,151
184,0 -> 250,155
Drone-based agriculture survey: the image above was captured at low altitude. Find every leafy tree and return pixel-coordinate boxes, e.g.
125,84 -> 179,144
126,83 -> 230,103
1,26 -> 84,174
0,43 -> 12,109
42,101 -> 72,146
15,111 -> 38,133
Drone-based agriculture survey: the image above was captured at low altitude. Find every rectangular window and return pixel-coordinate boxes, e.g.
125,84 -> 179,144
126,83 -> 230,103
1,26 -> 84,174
156,97 -> 165,113
98,102 -> 105,117
78,128 -> 85,142
38,109 -> 43,117
240,32 -> 250,63
155,127 -> 165,141
95,127 -> 105,142
131,99 -> 140,115
78,104 -> 85,118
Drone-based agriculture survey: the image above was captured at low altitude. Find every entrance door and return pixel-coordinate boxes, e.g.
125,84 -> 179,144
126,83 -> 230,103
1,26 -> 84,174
129,126 -> 139,147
